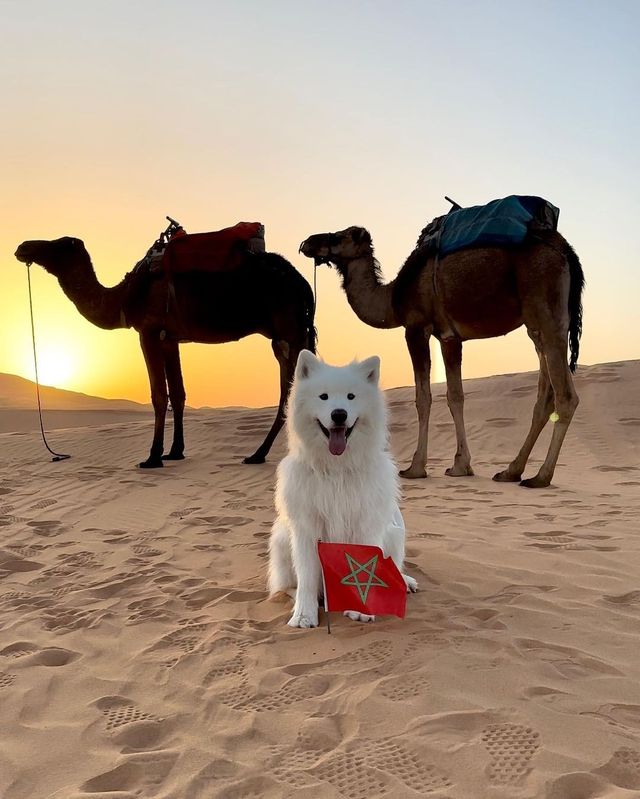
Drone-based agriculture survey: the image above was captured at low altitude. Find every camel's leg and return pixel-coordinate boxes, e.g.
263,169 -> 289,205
400,327 -> 432,479
441,337 -> 474,477
520,335 -> 579,488
163,340 -> 186,461
139,331 -> 168,469
494,337 -> 553,483
244,339 -> 298,464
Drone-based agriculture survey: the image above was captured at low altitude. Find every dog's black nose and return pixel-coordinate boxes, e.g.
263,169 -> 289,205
331,409 -> 348,425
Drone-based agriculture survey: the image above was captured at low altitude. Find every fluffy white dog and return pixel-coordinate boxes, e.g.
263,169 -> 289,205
268,350 -> 417,628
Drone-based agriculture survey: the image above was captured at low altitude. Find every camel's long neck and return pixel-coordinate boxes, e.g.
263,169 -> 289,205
340,256 -> 400,329
57,258 -> 129,330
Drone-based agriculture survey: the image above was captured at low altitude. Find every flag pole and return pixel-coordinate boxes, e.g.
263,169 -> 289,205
319,540 -> 331,634
322,565 -> 331,634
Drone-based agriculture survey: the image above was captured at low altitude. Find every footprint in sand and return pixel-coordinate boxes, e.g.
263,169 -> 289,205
7,544 -> 45,558
0,641 -> 39,659
310,752 -> 389,797
41,605 -> 102,632
285,640 -> 395,677
169,506 -> 201,518
380,672 -> 431,701
515,638 -> 620,679
524,530 -> 618,552
402,630 -> 449,655
26,519 -> 63,537
132,544 -> 164,557
205,650 -> 247,682
483,584 -> 556,605
60,550 -> 99,568
126,597 -> 173,626
0,672 -> 17,687
156,623 -> 210,656
594,748 -> 640,790
359,739 -> 452,794
481,722 -> 541,784
30,498 -> 58,510
95,695 -> 162,732
267,748 -> 322,789
81,752 -> 177,795
223,675 -> 331,713
203,635 -> 249,682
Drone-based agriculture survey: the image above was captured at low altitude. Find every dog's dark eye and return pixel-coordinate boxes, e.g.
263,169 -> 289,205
347,393 -> 355,400
319,393 -> 328,400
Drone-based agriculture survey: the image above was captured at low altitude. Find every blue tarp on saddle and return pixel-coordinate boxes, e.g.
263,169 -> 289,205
417,195 -> 559,257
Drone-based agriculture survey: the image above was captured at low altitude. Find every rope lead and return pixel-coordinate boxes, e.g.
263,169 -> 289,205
26,263 -> 71,462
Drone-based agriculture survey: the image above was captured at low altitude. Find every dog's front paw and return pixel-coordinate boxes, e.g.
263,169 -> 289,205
288,608 -> 319,628
343,610 -> 375,623
404,574 -> 418,593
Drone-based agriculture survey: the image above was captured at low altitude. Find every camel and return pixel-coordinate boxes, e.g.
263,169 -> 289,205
15,236 -> 316,468
299,225 -> 584,487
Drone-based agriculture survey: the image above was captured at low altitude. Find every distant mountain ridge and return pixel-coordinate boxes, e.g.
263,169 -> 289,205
0,373 -> 151,411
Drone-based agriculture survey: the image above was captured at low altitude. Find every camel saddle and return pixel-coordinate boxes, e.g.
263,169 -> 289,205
416,195 -> 559,257
160,222 -> 265,275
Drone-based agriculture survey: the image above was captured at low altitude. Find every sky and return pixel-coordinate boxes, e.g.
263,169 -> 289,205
2,0 -> 639,407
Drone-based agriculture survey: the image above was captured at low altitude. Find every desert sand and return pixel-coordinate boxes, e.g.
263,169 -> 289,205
1,360 -> 639,799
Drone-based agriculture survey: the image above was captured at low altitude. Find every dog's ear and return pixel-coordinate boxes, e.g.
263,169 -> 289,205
295,349 -> 320,380
359,356 -> 380,384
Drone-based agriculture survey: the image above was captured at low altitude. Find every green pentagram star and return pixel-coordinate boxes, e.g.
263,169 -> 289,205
340,553 -> 388,604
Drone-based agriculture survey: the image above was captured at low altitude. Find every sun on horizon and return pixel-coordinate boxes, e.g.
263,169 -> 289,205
27,341 -> 77,390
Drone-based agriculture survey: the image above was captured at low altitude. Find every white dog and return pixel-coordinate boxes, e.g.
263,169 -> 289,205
268,350 -> 417,628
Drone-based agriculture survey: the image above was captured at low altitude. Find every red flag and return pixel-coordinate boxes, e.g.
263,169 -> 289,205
317,542 -> 406,619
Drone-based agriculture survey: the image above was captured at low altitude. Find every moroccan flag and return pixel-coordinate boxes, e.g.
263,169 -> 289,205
317,542 -> 406,619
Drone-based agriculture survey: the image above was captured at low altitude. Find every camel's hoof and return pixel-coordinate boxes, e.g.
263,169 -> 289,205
492,469 -> 521,483
520,475 -> 552,489
138,458 -> 163,469
162,452 -> 185,461
243,454 -> 266,465
445,465 -> 474,477
399,467 -> 427,479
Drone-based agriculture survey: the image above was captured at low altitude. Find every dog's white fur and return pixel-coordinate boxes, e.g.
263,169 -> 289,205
268,350 -> 417,628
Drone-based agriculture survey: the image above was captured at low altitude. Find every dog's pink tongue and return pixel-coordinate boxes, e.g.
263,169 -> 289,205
329,426 -> 347,456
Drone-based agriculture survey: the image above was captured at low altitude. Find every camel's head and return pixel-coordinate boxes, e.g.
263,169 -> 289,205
299,226 -> 372,267
15,237 -> 88,276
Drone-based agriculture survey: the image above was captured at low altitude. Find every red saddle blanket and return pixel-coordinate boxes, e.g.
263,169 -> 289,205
162,222 -> 264,274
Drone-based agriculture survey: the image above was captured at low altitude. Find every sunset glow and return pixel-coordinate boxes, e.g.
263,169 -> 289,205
2,2 -> 638,408
31,342 -> 77,389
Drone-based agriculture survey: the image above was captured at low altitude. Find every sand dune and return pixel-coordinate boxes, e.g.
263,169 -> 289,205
1,360 -> 639,798
0,373 -> 153,434
0,373 -> 151,412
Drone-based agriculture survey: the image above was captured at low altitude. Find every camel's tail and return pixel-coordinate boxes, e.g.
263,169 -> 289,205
565,240 -> 585,373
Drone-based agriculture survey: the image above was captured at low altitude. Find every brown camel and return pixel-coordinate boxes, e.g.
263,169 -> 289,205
15,236 -> 316,468
299,226 -> 584,487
